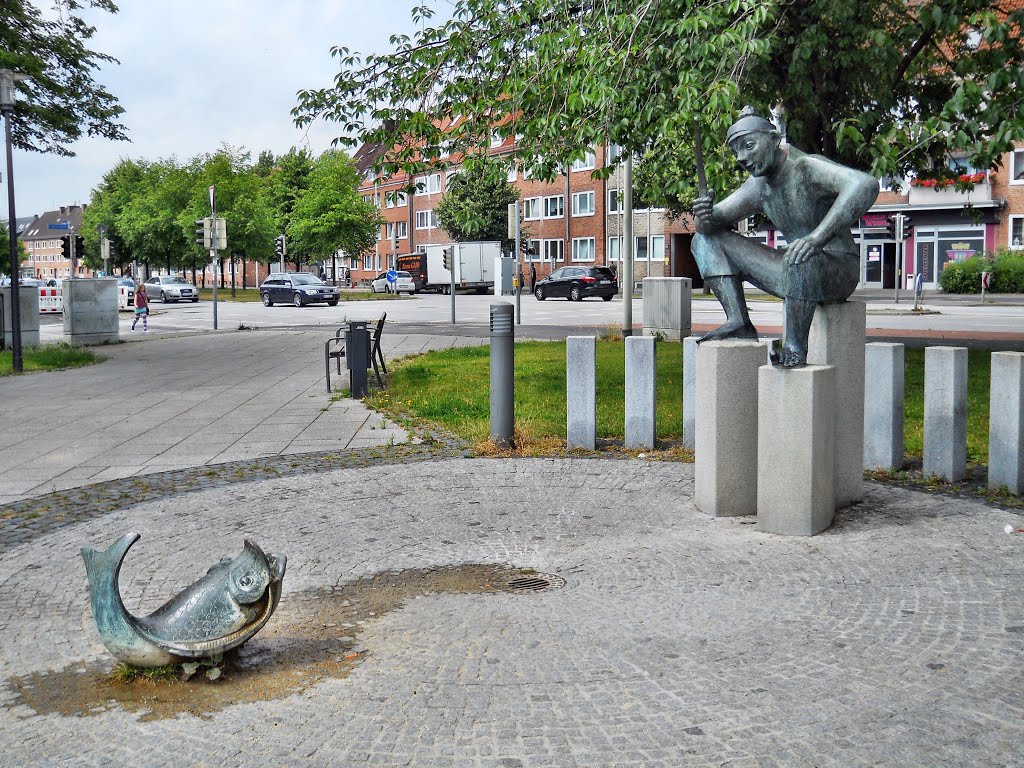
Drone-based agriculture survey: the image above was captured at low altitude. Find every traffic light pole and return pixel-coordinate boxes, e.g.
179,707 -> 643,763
3,102 -> 22,372
210,187 -> 218,330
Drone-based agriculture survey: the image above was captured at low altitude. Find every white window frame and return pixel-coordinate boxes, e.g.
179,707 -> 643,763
607,236 -> 621,262
651,235 -> 665,263
415,210 -> 437,230
386,221 -> 408,240
523,197 -> 542,221
1012,149 -> 1024,184
543,239 -> 565,263
634,235 -> 648,261
415,173 -> 442,195
571,237 -> 596,262
506,164 -> 517,183
1009,215 -> 1024,249
572,191 -> 595,217
607,189 -> 622,214
571,148 -> 596,172
606,143 -> 622,166
543,195 -> 564,219
525,239 -> 542,262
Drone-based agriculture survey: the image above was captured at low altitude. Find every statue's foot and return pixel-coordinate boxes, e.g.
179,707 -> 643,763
696,320 -> 759,344
769,343 -> 807,367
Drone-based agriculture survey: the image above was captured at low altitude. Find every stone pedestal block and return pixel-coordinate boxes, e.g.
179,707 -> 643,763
988,351 -> 1024,494
807,301 -> 865,507
641,277 -> 692,340
682,336 -> 698,450
924,346 -> 967,481
63,278 -> 119,345
757,364 -> 836,536
567,336 -> 596,450
694,340 -> 766,517
625,335 -> 656,449
0,286 -> 41,348
863,342 -> 905,470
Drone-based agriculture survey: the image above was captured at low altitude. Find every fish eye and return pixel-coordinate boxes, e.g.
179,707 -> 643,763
239,575 -> 253,588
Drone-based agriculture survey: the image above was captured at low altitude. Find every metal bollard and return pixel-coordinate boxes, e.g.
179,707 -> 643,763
345,320 -> 371,398
490,302 -> 515,447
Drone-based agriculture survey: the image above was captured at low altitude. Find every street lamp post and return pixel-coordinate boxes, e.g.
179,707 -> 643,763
1,69 -> 28,373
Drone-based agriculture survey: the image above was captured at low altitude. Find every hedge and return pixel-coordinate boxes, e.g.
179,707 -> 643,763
939,250 -> 1024,294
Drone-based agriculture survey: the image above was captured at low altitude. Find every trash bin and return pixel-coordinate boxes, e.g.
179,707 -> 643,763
345,320 -> 371,397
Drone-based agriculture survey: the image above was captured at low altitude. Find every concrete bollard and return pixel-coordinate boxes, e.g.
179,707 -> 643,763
490,303 -> 515,448
988,351 -> 1024,494
567,336 -> 596,450
694,339 -> 765,517
757,364 -> 836,536
863,342 -> 905,471
683,336 -> 698,450
924,346 -> 967,481
807,301 -> 865,507
625,335 -> 656,449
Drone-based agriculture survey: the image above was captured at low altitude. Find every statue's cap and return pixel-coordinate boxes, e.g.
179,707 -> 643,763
726,114 -> 777,144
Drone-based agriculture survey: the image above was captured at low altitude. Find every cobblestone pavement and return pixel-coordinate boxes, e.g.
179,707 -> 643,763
0,457 -> 1021,767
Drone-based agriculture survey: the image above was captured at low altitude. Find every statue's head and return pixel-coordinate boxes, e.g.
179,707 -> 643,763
726,113 -> 783,178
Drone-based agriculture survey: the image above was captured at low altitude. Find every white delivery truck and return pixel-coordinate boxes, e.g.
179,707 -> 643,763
425,241 -> 500,294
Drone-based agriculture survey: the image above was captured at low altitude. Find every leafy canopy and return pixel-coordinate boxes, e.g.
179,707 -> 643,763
295,0 -> 1024,213
0,0 -> 127,156
434,158 -> 518,248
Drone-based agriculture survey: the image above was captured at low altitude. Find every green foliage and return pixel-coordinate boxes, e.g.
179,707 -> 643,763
295,0 -> 1024,208
110,662 -> 180,684
938,251 -> 1024,293
434,159 -> 518,247
0,343 -> 99,375
286,150 -> 381,262
0,220 -> 29,264
0,0 -> 127,156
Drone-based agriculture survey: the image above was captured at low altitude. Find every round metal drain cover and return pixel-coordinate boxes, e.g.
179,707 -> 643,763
505,573 -> 565,592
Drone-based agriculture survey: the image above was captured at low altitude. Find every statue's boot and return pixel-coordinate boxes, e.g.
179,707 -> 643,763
696,276 -> 759,344
773,298 -> 816,367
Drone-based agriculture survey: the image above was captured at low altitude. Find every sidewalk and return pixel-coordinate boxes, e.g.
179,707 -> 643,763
0,330 -> 1021,766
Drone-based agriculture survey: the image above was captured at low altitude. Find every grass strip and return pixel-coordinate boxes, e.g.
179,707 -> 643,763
0,343 -> 101,376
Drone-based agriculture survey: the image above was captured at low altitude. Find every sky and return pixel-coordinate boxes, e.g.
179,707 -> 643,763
7,0 -> 439,219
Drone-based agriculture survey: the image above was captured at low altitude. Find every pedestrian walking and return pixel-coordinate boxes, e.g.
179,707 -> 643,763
319,267 -> 327,281
530,263 -> 537,294
131,281 -> 149,332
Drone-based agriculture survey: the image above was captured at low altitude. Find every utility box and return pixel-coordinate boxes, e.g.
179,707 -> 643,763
62,278 -> 119,345
494,256 -> 516,296
642,277 -> 692,341
0,286 -> 40,348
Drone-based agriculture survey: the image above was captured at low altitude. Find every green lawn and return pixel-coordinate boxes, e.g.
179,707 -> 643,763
371,340 -> 995,462
0,343 -> 101,375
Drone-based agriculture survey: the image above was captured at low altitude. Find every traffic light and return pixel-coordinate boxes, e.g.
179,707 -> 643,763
214,217 -> 227,250
899,214 -> 912,241
74,235 -> 85,256
59,235 -> 71,258
442,247 -> 452,271
274,235 -> 285,258
885,214 -> 896,239
195,218 -> 211,248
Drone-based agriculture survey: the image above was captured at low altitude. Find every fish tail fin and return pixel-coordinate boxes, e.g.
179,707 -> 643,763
81,532 -> 141,585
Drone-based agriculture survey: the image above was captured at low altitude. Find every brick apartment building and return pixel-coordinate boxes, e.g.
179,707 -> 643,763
18,205 -> 94,280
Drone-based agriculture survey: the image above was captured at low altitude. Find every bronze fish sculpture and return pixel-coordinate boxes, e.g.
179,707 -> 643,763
81,532 -> 287,667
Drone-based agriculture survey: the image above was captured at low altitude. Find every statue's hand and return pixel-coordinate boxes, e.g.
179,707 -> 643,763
693,195 -> 714,228
783,236 -> 820,265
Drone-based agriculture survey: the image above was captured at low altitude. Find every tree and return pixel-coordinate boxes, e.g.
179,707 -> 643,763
266,147 -> 315,235
0,220 -> 30,267
0,0 -> 126,156
435,159 -> 518,249
287,150 -> 381,266
295,0 -> 1024,214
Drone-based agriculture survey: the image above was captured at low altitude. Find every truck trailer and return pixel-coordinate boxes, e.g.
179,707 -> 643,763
425,241 -> 501,294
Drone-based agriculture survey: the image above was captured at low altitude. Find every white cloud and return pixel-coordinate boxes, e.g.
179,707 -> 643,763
5,0 -> 434,217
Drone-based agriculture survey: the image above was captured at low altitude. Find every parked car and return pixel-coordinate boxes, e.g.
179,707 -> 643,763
260,272 -> 340,307
370,270 -> 415,295
534,266 -> 618,301
145,274 -> 199,303
0,276 -> 46,287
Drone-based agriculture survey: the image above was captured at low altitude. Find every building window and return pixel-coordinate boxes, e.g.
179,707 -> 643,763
571,237 -> 596,262
386,221 -> 408,241
651,235 -> 665,262
607,236 -> 621,262
606,143 -> 623,165
523,197 -> 541,220
490,130 -> 504,148
543,195 -> 564,218
634,236 -> 648,261
416,244 -> 427,254
415,210 -> 437,230
506,164 -> 517,183
1012,149 -> 1024,184
571,148 -> 596,172
415,173 -> 442,195
543,239 -> 565,262
572,191 -> 595,217
1010,216 -> 1023,249
631,235 -> 665,261
526,239 -> 542,262
608,189 -> 621,214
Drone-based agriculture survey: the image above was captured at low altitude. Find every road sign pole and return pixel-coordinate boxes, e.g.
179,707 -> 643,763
450,245 -> 457,324
514,200 -> 522,325
210,185 -> 218,330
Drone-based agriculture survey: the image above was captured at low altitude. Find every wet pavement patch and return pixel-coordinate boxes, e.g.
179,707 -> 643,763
6,563 -> 562,722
